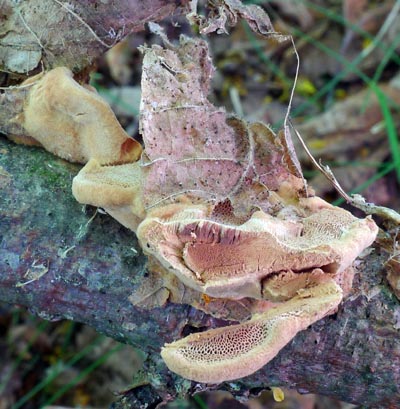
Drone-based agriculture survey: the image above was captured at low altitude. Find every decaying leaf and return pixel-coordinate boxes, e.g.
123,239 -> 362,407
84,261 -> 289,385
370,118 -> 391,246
188,0 -> 276,37
269,0 -> 313,30
386,255 -> 400,300
343,0 -> 368,25
377,224 -> 400,301
139,37 -> 305,218
0,0 -> 185,78
295,73 -> 400,201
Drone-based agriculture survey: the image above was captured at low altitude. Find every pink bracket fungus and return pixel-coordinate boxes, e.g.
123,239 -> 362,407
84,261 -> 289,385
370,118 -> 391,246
70,33 -> 378,383
10,67 -> 142,165
137,200 -> 376,300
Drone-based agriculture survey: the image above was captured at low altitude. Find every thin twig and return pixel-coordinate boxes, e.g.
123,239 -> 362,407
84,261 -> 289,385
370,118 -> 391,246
290,122 -> 352,202
0,82 -> 37,90
290,122 -> 400,226
283,36 -> 299,132
283,36 -> 308,195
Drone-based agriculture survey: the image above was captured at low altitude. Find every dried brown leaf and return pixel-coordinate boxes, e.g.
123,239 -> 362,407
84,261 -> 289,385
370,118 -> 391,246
0,0 -> 183,77
189,0 -> 276,36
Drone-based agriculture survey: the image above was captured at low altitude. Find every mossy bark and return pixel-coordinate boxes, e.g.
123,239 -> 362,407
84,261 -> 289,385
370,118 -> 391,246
0,136 -> 399,407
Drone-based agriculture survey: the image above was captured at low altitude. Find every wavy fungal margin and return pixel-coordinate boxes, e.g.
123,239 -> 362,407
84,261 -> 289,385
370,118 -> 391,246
161,280 -> 343,383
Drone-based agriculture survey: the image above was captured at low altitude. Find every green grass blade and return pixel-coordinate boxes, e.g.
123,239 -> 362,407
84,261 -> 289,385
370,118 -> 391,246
373,87 -> 400,182
12,335 -> 105,409
41,343 -> 124,407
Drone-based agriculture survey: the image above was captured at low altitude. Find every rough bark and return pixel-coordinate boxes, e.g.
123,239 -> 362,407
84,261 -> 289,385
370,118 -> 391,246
0,135 -> 399,408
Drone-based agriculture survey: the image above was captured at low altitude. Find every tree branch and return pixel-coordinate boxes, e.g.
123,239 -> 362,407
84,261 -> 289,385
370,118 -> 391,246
0,136 -> 399,407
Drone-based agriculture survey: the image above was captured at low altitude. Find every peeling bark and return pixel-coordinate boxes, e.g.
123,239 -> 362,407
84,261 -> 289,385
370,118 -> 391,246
0,136 -> 399,407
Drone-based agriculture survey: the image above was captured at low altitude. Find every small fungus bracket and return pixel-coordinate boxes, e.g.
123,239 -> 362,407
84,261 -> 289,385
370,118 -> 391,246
10,67 -> 142,165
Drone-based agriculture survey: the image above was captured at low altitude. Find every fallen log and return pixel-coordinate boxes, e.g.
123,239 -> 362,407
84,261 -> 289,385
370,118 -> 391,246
0,136 -> 399,407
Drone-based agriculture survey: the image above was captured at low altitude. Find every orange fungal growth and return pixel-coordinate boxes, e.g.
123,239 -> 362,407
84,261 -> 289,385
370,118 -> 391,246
201,293 -> 213,305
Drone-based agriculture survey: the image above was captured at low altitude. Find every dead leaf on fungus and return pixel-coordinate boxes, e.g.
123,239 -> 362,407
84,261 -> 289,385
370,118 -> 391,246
139,37 -> 304,218
188,0 -> 276,36
72,30 -> 378,383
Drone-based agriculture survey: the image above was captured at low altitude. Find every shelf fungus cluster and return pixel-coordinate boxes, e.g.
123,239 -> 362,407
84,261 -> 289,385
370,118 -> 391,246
9,35 -> 378,383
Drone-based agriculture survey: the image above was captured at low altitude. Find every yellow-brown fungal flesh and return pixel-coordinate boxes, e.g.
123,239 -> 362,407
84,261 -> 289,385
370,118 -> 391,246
72,159 -> 145,231
15,67 -> 142,164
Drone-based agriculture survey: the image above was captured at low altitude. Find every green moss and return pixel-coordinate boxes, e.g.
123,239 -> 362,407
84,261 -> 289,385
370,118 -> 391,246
0,138 -> 80,192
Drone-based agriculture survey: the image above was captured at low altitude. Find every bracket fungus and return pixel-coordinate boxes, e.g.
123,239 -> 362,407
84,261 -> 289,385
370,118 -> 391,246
161,279 -> 343,384
9,67 -> 142,165
3,28 -> 378,382
137,200 -> 376,300
72,159 -> 145,231
69,34 -> 378,383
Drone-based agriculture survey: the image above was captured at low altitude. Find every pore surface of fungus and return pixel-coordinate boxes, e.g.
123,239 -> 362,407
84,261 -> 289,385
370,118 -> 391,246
69,33 -> 379,383
161,279 -> 343,383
